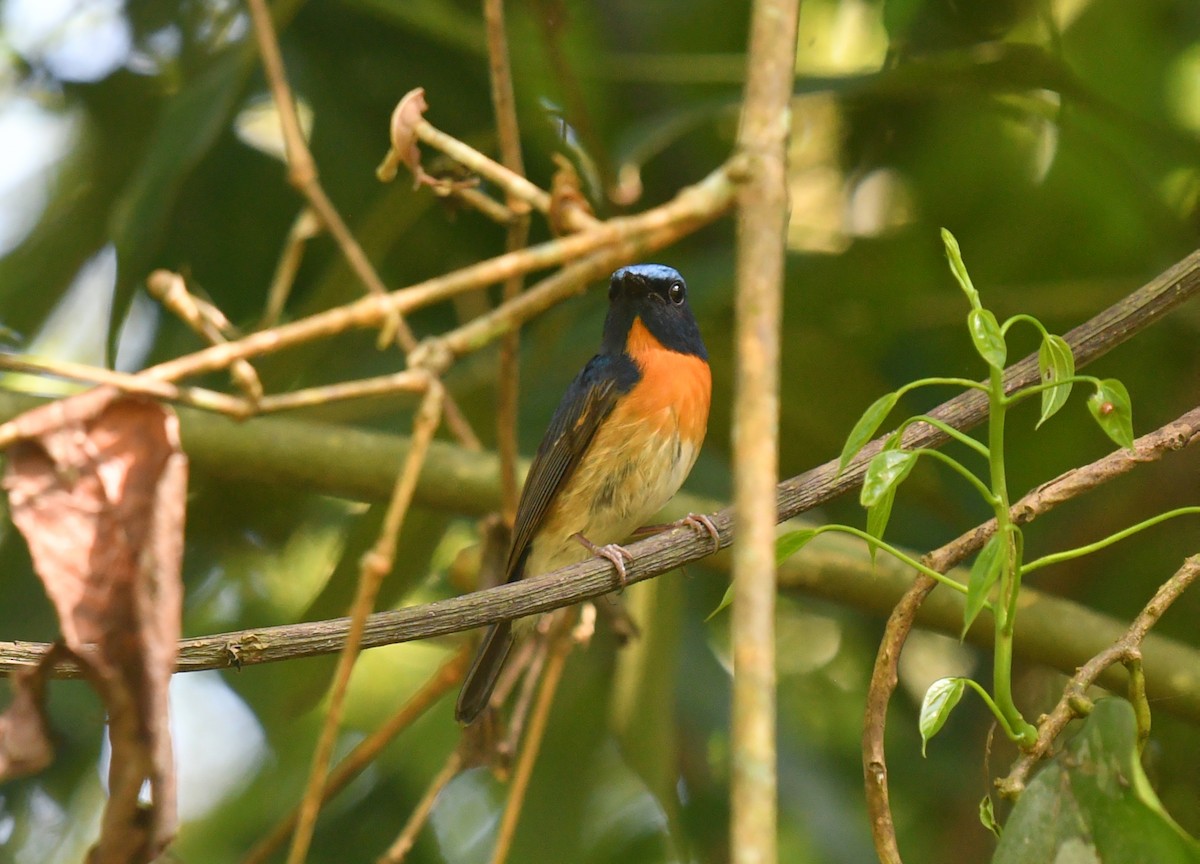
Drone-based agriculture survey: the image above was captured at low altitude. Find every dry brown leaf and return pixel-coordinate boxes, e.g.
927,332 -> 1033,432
377,87 -> 435,186
0,655 -> 55,780
2,390 -> 187,863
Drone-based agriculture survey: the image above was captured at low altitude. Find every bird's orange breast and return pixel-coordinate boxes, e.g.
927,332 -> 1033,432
621,317 -> 711,447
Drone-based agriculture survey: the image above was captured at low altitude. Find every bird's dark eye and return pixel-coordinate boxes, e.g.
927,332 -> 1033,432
668,282 -> 685,305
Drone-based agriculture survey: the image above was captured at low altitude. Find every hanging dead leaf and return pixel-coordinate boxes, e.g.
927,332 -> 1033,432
2,389 -> 187,864
0,651 -> 57,780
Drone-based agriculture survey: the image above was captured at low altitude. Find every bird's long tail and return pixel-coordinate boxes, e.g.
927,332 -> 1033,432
455,621 -> 515,724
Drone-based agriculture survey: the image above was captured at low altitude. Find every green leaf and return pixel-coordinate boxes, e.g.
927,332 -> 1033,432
1087,379 -> 1135,451
865,486 -> 896,561
706,582 -> 735,621
776,528 -> 819,565
838,392 -> 899,475
941,228 -> 979,307
1036,334 -> 1075,428
967,308 -> 1007,369
994,699 -> 1200,863
108,49 -> 258,359
919,677 -> 966,756
979,795 -> 1001,839
860,449 -> 918,508
962,533 -> 1005,638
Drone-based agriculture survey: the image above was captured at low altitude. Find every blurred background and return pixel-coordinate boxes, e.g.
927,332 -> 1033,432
0,0 -> 1197,862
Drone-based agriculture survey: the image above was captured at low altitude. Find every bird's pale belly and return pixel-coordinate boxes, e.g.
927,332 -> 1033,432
526,409 -> 698,577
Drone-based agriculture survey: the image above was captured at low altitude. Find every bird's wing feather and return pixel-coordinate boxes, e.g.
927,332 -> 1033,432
504,354 -> 636,581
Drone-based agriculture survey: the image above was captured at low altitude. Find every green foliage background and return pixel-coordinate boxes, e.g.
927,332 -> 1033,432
0,0 -> 1197,862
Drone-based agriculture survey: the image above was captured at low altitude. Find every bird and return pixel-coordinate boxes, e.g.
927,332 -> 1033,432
455,263 -> 714,724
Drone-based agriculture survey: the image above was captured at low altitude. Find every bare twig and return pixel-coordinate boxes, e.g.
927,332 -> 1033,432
377,749 -> 465,864
242,646 -> 469,864
244,0 -> 480,450
860,408 -> 1200,863
0,356 -> 433,421
483,0 -> 529,524
286,383 -> 443,864
996,554 -> 1200,799
730,0 -> 801,862
62,159 -> 739,411
260,208 -> 323,328
146,270 -> 263,401
0,355 -> 248,415
489,611 -> 574,864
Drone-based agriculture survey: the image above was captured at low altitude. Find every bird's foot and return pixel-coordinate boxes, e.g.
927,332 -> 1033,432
573,532 -> 635,588
633,513 -> 721,554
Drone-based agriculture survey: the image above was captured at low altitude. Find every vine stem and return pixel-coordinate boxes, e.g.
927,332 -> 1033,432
987,362 -> 1038,746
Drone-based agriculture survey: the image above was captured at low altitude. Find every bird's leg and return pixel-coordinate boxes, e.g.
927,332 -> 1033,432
632,513 -> 721,553
573,532 -> 635,587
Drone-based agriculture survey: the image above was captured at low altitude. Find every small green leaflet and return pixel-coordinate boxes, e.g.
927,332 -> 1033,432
776,528 -> 819,564
707,582 -> 734,620
861,449 -> 918,508
865,486 -> 896,561
709,529 -> 822,619
1036,334 -> 1075,428
979,795 -> 1001,838
919,677 -> 966,756
941,228 -> 979,307
837,392 -> 898,475
962,532 -> 1004,638
967,308 -> 1007,369
1087,379 -> 1135,450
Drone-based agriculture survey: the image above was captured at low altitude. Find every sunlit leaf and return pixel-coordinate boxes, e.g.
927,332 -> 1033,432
1087,379 -> 1135,451
962,532 -> 1004,638
967,308 -> 1007,369
1036,334 -> 1075,428
838,392 -> 898,475
861,449 -> 918,508
919,677 -> 966,756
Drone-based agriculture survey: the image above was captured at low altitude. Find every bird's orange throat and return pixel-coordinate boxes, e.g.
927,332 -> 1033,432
624,317 -> 711,446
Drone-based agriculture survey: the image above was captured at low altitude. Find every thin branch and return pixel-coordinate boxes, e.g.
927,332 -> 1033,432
260,208 -> 322,329
146,270 -> 263,401
489,612 -> 574,864
244,0 -> 481,450
242,645 -> 469,864
0,356 -> 432,421
730,0 -> 801,862
52,159 -> 740,409
286,383 -> 443,864
0,355 -> 248,416
483,0 -> 529,525
377,749 -> 464,864
996,554 -> 1200,799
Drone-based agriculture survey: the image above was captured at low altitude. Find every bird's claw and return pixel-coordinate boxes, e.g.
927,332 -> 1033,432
573,533 -> 635,588
679,513 -> 721,553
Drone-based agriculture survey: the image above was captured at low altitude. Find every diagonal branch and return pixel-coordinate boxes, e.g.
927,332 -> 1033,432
995,554 -> 1200,798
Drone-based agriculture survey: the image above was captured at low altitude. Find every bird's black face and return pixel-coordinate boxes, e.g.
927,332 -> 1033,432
602,264 -> 708,359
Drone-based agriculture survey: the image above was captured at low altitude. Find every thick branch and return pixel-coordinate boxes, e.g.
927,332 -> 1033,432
2,246 -> 1198,701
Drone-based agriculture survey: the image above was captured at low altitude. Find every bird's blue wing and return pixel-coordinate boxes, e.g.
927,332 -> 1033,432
504,353 -> 639,581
